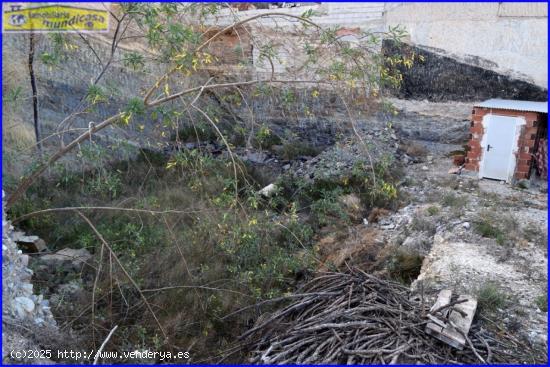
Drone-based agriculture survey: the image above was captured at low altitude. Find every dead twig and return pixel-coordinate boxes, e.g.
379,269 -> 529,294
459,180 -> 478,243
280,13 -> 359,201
236,268 -> 537,364
93,325 -> 118,365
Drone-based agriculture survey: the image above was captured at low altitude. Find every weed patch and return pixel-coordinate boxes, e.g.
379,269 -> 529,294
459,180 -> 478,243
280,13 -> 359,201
426,206 -> 440,216
440,192 -> 466,208
172,123 -> 218,142
535,292 -> 548,312
280,142 -> 320,160
410,216 -> 436,234
476,282 -> 507,314
522,223 -> 547,247
474,211 -> 518,246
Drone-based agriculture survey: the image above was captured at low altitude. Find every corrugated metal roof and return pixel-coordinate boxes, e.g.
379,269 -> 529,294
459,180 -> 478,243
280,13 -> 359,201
474,99 -> 548,113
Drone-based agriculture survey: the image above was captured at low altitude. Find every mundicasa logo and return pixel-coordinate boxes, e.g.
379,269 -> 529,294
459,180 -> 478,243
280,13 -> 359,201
3,2 -> 110,32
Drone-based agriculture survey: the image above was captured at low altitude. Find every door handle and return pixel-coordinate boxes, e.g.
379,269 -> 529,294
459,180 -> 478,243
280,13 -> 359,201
487,144 -> 492,151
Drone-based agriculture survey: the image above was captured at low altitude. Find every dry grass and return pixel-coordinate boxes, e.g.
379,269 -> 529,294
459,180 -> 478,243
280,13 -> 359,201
367,207 -> 391,223
316,227 -> 383,271
3,118 -> 35,150
400,141 -> 428,158
2,115 -> 36,182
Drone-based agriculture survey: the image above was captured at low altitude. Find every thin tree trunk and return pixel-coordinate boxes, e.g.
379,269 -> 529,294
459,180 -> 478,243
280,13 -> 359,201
28,32 -> 41,154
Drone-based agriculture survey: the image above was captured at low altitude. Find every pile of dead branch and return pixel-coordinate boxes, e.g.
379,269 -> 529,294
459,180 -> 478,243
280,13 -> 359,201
239,268 -> 542,364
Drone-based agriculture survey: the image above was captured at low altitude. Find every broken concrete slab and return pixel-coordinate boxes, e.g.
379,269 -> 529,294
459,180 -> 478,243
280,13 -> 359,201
39,248 -> 92,271
258,183 -> 278,197
12,232 -> 48,253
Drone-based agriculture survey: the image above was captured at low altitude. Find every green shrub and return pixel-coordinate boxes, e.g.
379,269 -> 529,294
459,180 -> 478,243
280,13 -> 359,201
172,123 -> 218,142
426,206 -> 440,216
253,125 -> 282,149
310,188 -> 349,227
474,218 -> 506,245
440,192 -> 465,207
85,171 -> 122,199
476,282 -> 507,314
535,292 -> 548,312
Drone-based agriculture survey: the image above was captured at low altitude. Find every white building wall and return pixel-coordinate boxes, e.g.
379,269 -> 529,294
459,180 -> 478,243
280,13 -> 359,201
210,2 -> 548,89
384,2 -> 548,88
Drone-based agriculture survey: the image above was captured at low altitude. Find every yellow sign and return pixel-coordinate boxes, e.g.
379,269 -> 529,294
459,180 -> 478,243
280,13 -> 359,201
3,3 -> 109,32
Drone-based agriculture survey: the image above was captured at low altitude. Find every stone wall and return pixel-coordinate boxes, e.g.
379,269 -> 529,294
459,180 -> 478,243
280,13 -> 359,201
2,191 -> 57,362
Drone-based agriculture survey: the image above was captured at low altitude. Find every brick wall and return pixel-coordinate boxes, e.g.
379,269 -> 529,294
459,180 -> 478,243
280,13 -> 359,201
465,108 -> 542,180
204,26 -> 252,66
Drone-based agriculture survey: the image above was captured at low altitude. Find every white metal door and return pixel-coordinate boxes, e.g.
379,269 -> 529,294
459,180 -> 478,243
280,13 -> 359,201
480,115 -> 518,181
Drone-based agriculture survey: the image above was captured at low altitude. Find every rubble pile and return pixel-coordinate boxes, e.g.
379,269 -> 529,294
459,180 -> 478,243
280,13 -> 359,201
2,191 -> 59,363
2,192 -> 56,327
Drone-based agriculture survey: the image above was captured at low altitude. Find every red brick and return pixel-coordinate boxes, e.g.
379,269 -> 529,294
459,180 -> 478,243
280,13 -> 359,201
470,126 -> 483,134
518,152 -> 532,160
524,140 -> 536,148
515,171 -> 528,179
520,139 -> 534,146
524,112 -> 539,121
491,110 -> 519,117
474,108 -> 486,116
524,127 -> 538,135
465,163 -> 478,171
516,165 -> 530,173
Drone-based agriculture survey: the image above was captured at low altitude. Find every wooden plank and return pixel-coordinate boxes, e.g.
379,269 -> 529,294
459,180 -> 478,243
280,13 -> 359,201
449,294 -> 477,337
439,323 -> 466,349
425,291 -> 478,350
426,321 -> 464,349
429,289 -> 452,317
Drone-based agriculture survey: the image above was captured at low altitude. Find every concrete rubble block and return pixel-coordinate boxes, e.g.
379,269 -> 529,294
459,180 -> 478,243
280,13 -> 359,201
39,248 -> 92,271
402,233 -> 432,256
13,296 -> 35,316
258,183 -> 278,197
21,283 -> 33,295
12,232 -> 48,253
20,254 -> 29,267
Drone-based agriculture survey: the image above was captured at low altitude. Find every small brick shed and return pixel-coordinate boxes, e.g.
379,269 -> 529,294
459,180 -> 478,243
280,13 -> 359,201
465,99 -> 548,182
